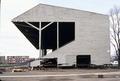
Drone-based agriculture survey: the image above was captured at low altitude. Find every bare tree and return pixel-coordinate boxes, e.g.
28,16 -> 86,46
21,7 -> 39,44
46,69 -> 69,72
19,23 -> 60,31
110,7 -> 120,66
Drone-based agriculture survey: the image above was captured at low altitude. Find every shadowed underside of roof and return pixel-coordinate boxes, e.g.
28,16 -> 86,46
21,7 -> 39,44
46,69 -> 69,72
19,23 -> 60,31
13,22 -> 39,49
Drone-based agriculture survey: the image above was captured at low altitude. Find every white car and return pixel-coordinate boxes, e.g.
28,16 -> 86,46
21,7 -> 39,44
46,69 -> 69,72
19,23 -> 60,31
12,68 -> 24,72
111,61 -> 118,66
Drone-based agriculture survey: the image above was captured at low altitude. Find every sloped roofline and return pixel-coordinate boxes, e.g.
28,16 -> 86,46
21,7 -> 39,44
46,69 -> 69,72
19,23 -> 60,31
12,3 -> 108,22
39,3 -> 108,16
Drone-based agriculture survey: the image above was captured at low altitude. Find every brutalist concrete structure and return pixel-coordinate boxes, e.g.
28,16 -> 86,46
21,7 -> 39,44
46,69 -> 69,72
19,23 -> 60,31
12,3 -> 110,67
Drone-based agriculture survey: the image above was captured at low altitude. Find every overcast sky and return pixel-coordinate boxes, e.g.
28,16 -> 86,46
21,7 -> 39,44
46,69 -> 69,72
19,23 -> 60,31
0,0 -> 120,58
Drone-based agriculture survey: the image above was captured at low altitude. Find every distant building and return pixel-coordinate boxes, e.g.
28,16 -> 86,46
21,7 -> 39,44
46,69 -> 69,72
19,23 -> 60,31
7,56 -> 29,64
0,56 -> 5,64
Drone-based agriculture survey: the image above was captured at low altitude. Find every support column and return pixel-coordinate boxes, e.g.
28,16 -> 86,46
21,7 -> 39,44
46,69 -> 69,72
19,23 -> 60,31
57,22 -> 59,49
39,22 -> 42,59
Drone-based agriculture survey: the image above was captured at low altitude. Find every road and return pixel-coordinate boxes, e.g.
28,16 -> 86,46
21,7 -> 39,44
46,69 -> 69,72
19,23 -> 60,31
0,69 -> 120,81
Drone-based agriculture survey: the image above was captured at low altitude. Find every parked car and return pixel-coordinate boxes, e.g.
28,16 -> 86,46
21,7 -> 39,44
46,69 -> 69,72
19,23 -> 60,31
111,61 -> 118,66
12,68 -> 24,72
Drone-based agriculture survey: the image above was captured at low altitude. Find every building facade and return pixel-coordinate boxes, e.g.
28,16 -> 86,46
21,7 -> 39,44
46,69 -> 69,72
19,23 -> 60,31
12,4 -> 110,67
7,56 -> 29,64
0,56 -> 5,64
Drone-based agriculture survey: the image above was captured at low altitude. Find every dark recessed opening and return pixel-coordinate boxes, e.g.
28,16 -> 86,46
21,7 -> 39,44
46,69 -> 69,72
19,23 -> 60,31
13,22 -> 75,52
59,22 -> 75,47
76,55 -> 91,68
41,22 -> 51,28
41,22 -> 57,50
13,22 -> 39,49
29,22 -> 39,28
41,58 -> 57,68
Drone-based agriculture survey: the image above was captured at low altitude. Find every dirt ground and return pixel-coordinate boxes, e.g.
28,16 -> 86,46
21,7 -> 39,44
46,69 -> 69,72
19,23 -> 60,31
1,77 -> 120,81
0,69 -> 120,81
2,68 -> 120,75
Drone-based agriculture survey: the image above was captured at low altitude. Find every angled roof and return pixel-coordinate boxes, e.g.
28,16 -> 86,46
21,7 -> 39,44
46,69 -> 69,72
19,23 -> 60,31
12,3 -> 107,22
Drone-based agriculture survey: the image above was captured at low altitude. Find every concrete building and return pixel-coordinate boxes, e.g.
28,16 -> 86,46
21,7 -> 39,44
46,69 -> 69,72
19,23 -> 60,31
7,56 -> 29,64
0,56 -> 5,64
12,4 -> 110,67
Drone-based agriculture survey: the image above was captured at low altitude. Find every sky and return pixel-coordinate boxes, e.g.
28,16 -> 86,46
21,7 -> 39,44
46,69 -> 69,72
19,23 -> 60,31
0,0 -> 120,58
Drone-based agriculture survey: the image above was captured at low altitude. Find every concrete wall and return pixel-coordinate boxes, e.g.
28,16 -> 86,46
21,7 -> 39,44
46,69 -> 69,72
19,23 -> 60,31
13,4 -> 110,65
30,60 -> 41,67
